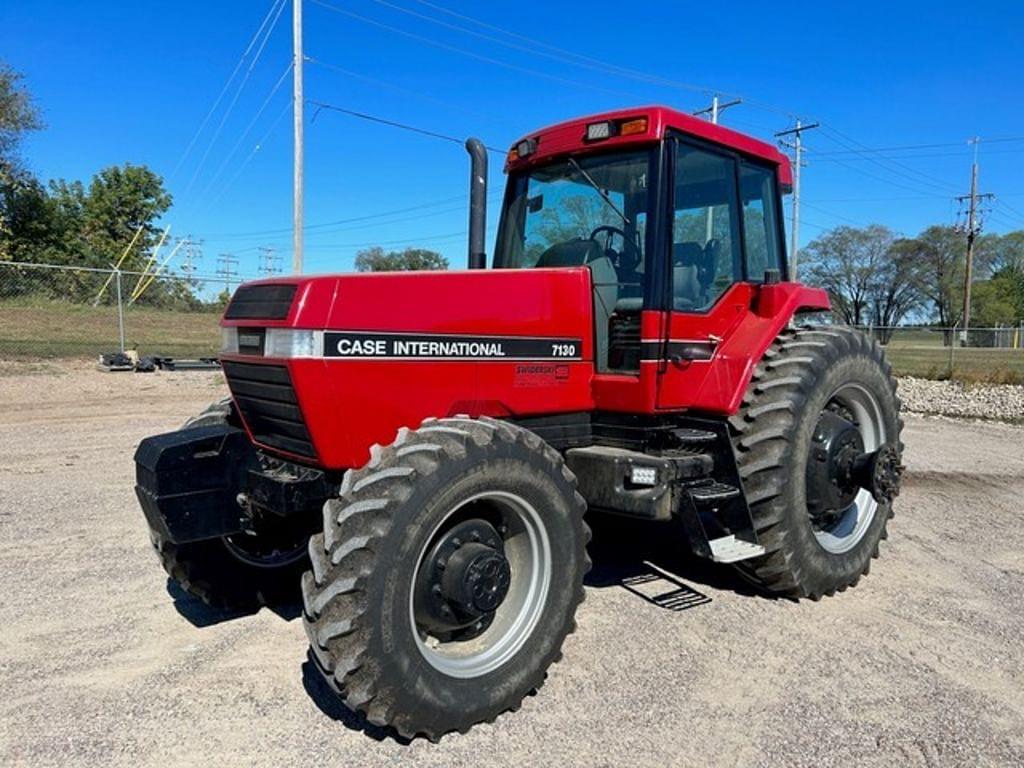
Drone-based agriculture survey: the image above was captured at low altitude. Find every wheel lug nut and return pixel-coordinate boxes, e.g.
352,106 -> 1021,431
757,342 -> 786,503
452,537 -> 462,547
432,584 -> 443,597
470,532 -> 481,542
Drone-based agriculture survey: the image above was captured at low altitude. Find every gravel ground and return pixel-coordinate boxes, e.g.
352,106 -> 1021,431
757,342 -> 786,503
1,362 -> 1023,767
898,376 -> 1024,421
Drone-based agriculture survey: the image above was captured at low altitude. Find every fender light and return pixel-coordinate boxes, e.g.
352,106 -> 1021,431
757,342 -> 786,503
221,327 -> 321,358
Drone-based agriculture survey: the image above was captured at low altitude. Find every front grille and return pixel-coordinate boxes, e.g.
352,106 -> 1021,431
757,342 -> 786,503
224,284 -> 297,320
221,360 -> 316,459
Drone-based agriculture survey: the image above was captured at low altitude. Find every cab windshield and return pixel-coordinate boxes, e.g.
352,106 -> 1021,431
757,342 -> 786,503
494,149 -> 654,301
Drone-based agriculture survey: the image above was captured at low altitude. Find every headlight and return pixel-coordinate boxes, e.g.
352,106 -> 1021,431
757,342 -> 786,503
221,327 -> 239,354
265,328 -> 319,358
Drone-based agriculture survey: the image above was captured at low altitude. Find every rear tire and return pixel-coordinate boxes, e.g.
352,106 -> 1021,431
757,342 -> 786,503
729,326 -> 903,599
301,416 -> 590,740
148,399 -> 311,610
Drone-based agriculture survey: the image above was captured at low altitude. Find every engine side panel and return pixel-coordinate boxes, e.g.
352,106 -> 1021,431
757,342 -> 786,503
223,268 -> 597,469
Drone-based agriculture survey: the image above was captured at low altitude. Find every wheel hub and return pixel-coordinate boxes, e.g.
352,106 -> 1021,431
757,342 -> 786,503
414,519 -> 509,636
806,410 -> 865,528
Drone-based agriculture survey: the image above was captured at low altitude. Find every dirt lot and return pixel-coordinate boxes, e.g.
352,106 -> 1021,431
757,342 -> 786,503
1,362 -> 1023,767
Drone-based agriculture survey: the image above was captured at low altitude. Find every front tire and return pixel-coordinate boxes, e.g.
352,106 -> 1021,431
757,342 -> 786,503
148,399 -> 312,610
729,326 -> 903,599
301,416 -> 590,740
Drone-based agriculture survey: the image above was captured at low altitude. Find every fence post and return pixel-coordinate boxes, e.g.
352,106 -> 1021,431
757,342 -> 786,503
114,267 -> 126,354
948,323 -> 957,380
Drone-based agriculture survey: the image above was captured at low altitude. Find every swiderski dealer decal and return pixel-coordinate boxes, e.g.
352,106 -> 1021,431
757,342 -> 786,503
324,332 -> 584,361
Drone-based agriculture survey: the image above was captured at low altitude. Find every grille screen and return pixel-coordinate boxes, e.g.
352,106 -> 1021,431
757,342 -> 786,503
221,360 -> 316,459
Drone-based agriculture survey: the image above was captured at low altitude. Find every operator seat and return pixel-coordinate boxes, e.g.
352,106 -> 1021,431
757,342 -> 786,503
535,239 -> 618,371
672,242 -> 705,310
615,247 -> 644,300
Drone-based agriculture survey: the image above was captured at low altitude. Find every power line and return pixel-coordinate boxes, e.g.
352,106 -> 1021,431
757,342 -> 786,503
207,195 -> 468,239
208,98 -> 292,208
308,0 -> 646,101
366,0 -> 722,98
305,55 -> 504,124
170,0 -> 284,179
810,135 -> 1024,156
404,0 -> 799,119
183,0 -> 288,198
307,100 -> 504,153
195,61 -> 294,206
816,124 -> 960,195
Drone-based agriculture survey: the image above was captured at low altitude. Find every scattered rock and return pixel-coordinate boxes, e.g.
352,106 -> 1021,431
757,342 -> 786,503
898,377 -> 1024,421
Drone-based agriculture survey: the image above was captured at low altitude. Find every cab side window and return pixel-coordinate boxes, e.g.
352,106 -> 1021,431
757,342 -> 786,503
671,144 -> 742,312
740,161 -> 784,281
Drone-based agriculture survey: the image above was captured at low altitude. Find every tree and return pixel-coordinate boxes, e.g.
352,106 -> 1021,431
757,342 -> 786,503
870,238 -> 926,340
802,225 -> 899,327
916,225 -> 966,331
0,62 -> 43,243
79,163 -> 172,270
354,246 -> 448,272
0,62 -> 42,172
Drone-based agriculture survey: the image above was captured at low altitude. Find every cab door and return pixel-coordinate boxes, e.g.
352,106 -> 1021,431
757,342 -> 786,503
655,136 -> 787,414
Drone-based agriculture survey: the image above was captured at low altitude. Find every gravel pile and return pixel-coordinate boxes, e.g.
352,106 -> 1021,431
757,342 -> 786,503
898,376 -> 1024,421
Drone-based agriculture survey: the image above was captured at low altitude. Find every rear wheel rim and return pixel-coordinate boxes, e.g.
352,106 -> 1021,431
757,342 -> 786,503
410,490 -> 552,679
810,383 -> 885,554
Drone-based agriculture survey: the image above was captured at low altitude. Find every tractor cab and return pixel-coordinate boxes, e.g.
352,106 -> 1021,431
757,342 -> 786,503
492,106 -> 806,411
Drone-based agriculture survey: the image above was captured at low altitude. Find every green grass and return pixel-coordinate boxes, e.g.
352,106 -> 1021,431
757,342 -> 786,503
0,299 -> 222,359
3,299 -> 1023,384
882,346 -> 1024,384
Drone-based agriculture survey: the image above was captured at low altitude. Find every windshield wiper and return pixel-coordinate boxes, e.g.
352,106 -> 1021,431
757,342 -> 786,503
567,157 -> 631,227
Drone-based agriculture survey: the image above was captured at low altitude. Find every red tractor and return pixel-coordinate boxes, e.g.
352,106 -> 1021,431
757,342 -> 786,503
135,106 -> 903,739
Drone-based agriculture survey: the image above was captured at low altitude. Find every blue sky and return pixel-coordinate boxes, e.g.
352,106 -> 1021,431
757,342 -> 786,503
4,0 -> 1024,279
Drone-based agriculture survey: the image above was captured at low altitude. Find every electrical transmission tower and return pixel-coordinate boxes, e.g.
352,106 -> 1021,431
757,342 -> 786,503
217,253 -> 239,295
775,121 -> 820,279
258,246 -> 282,276
178,236 -> 204,287
955,137 -> 995,345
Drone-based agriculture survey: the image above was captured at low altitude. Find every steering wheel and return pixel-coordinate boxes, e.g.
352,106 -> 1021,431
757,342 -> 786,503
588,224 -> 641,267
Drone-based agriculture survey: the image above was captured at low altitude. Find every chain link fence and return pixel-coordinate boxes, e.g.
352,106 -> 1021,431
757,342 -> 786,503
3,261 -> 1023,384
855,325 -> 1024,384
0,261 -> 253,359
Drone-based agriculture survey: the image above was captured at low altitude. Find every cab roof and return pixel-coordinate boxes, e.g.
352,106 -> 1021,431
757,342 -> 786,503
505,105 -> 792,187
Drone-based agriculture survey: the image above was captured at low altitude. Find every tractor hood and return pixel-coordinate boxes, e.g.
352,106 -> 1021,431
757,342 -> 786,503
219,269 -> 597,469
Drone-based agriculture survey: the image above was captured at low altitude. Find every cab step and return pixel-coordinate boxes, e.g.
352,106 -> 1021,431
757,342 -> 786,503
670,427 -> 718,446
708,534 -> 766,563
687,481 -> 741,505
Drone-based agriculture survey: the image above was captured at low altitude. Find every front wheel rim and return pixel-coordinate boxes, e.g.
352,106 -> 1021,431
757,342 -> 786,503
410,490 -> 552,679
810,383 -> 886,554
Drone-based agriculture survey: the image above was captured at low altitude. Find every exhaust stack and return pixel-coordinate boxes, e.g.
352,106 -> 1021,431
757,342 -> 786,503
465,137 -> 487,269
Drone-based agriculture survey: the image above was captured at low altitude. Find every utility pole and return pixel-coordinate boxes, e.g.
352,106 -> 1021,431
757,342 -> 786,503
956,137 -> 994,346
258,246 -> 282,276
775,120 -> 820,279
292,0 -> 304,274
694,97 -> 742,243
693,95 -> 742,125
217,253 -> 239,295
